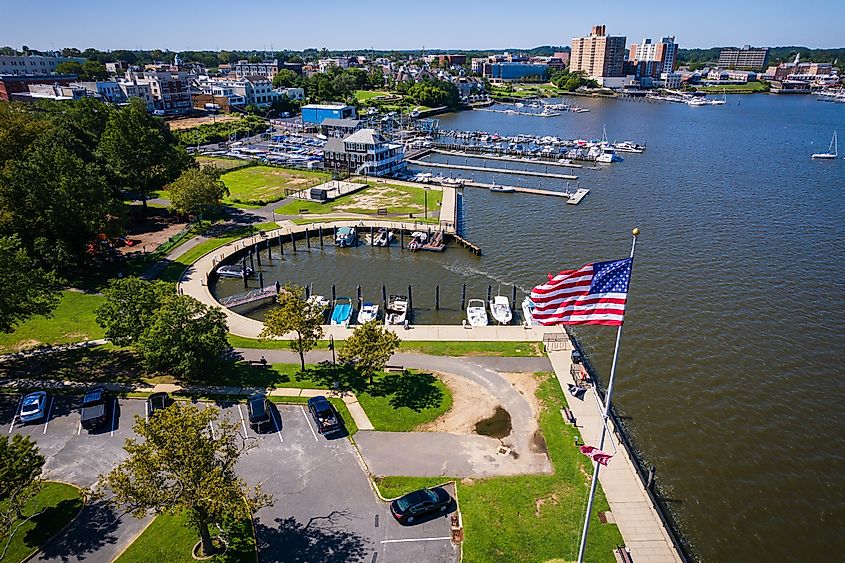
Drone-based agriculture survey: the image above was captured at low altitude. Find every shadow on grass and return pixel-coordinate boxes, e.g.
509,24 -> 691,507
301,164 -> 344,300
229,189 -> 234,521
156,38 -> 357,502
34,499 -> 119,561
0,346 -> 146,386
254,515 -> 368,563
368,371 -> 443,412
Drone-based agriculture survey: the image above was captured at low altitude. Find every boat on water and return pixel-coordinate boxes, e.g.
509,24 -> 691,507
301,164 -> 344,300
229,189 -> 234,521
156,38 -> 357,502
385,295 -> 409,325
596,146 -> 623,163
216,265 -> 253,278
335,226 -> 358,247
812,131 -> 838,159
307,295 -> 331,321
521,297 -> 537,326
466,299 -> 489,327
357,302 -> 379,324
408,231 -> 428,251
440,177 -> 465,187
489,295 -> 512,325
330,297 -> 353,327
613,141 -> 645,153
373,228 -> 393,247
489,183 -> 515,193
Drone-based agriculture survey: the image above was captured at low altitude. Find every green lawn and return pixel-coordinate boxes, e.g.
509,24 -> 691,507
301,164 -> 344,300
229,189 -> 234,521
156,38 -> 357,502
376,373 -> 623,563
226,335 -> 543,357
355,90 -> 396,102
275,183 -> 441,218
115,511 -> 255,563
220,166 -> 330,206
694,81 -> 769,93
0,291 -> 105,354
2,482 -> 84,562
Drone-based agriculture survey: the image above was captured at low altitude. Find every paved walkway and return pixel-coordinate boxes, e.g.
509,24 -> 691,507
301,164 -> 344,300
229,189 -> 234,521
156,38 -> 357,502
548,351 -> 684,563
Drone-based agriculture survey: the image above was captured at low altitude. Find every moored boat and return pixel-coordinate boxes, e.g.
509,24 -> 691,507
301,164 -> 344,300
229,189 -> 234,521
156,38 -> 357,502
489,295 -> 512,325
385,295 -> 409,325
357,301 -> 379,324
330,297 -> 353,327
307,295 -> 331,321
335,227 -> 358,247
521,297 -> 536,326
466,299 -> 489,327
373,228 -> 393,247
216,265 -> 254,278
408,231 -> 428,251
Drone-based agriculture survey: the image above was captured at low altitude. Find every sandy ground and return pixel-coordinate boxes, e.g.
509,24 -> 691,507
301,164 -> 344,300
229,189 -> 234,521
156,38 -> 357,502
119,219 -> 188,256
165,114 -> 239,130
419,372 -> 499,434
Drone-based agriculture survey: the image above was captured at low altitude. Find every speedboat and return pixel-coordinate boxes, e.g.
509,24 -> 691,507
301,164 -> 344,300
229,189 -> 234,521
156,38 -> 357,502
330,297 -> 353,327
357,302 -> 379,324
595,146 -> 623,163
335,227 -> 358,247
216,264 -> 253,278
373,228 -> 393,247
466,299 -> 488,327
385,295 -> 409,325
307,295 -> 331,321
521,297 -> 536,326
489,185 -> 515,193
408,231 -> 428,251
489,295 -> 512,325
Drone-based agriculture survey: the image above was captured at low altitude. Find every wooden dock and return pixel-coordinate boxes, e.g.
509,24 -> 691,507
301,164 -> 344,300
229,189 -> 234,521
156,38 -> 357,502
450,233 -> 481,255
463,181 -> 589,204
566,188 -> 590,205
406,159 -> 578,181
431,148 -> 583,168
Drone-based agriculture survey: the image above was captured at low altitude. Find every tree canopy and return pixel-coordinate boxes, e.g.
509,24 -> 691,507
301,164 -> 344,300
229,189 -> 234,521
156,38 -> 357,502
0,435 -> 45,559
407,79 -> 461,109
55,60 -> 109,81
271,69 -> 300,88
260,284 -> 323,371
168,167 -> 228,217
96,277 -> 173,346
98,404 -> 271,557
338,320 -> 401,384
0,236 -> 61,333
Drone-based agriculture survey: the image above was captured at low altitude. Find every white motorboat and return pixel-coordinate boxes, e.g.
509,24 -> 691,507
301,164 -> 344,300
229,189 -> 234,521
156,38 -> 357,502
595,146 -> 623,163
373,228 -> 393,247
385,295 -> 409,325
521,297 -> 536,326
216,265 -> 253,278
408,231 -> 428,251
357,302 -> 379,324
489,185 -> 515,193
307,295 -> 331,321
489,295 -> 512,325
466,299 -> 489,327
812,131 -> 838,159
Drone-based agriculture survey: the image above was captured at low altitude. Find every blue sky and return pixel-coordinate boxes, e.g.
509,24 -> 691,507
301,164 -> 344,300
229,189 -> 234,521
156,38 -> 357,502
4,0 -> 843,51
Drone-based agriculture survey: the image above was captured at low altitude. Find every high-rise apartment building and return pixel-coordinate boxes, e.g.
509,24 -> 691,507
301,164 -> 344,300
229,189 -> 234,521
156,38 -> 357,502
718,46 -> 770,70
570,25 -> 627,80
629,36 -> 678,78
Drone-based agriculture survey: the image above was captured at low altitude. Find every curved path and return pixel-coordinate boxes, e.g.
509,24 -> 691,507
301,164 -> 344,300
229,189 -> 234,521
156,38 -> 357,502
237,349 -> 553,477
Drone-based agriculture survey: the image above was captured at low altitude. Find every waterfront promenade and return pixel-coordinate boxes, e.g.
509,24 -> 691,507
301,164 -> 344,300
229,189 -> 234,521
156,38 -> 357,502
548,351 -> 684,563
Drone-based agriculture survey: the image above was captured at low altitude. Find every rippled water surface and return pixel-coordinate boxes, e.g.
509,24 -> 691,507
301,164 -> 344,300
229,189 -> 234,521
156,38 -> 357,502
215,95 -> 845,561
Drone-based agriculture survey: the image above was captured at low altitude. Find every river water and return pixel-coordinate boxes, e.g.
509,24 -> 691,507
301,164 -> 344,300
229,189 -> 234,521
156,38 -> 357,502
214,94 -> 845,561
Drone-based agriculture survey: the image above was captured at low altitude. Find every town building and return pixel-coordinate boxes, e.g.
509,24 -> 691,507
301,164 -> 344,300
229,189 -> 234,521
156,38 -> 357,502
483,62 -> 549,82
318,58 -> 350,72
228,59 -> 298,80
553,51 -> 571,67
125,68 -> 192,114
0,74 -> 77,100
438,54 -> 467,67
628,37 -> 678,79
706,69 -> 758,82
280,87 -> 305,101
323,128 -> 405,176
718,46 -> 770,70
117,79 -> 155,110
11,83 -> 88,102
320,118 -> 363,138
470,57 -> 488,74
0,54 -> 86,76
301,103 -> 357,125
105,61 -> 127,74
570,25 -> 627,84
70,81 -> 127,103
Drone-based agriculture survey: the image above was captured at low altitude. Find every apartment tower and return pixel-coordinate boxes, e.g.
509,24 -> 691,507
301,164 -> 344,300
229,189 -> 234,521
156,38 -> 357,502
570,25 -> 627,80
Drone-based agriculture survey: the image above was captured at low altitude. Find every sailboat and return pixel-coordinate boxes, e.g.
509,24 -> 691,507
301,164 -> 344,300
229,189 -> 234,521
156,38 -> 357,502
812,131 -> 838,160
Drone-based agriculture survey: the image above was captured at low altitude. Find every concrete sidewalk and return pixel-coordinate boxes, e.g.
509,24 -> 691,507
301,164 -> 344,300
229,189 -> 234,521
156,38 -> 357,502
548,351 -> 683,563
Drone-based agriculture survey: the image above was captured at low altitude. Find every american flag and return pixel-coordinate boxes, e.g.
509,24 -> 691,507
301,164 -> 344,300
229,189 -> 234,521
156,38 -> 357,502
529,258 -> 632,326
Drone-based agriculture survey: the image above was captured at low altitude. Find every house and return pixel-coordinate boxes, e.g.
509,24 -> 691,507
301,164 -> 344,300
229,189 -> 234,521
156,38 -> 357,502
323,128 -> 405,176
70,81 -> 127,103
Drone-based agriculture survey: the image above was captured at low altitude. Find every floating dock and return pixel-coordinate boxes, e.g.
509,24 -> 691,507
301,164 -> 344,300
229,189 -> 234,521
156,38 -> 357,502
463,181 -> 590,204
406,159 -> 578,181
431,148 -> 583,169
566,188 -> 590,205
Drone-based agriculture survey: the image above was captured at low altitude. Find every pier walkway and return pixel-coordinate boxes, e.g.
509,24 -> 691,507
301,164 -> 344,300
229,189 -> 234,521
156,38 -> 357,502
548,351 -> 685,563
406,158 -> 578,181
432,148 -> 583,168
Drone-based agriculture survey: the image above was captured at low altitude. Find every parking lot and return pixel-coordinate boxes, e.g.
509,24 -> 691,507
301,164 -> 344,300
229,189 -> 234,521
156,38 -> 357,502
1,394 -> 457,563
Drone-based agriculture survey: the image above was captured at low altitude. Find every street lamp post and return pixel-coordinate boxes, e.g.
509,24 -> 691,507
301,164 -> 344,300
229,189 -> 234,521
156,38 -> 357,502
328,335 -> 336,366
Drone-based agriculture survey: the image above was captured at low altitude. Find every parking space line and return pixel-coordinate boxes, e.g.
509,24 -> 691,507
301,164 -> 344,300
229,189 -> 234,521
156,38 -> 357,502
77,421 -> 82,436
42,397 -> 54,434
271,408 -> 283,443
379,537 -> 452,544
9,397 -> 21,433
110,399 -> 118,436
208,422 -> 216,440
236,404 -> 248,436
301,406 -> 319,442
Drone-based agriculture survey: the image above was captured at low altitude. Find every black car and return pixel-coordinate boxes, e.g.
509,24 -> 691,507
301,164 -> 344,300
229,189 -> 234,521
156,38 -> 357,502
247,393 -> 270,430
390,487 -> 452,524
307,396 -> 341,435
80,387 -> 109,430
146,392 -> 171,418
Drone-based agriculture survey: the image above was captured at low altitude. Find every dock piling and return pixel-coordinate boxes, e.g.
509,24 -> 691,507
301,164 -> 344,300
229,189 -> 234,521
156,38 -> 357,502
319,226 -> 324,247
435,285 -> 440,310
356,285 -> 362,308
331,284 -> 336,305
291,232 -> 297,254
382,284 -> 387,310
249,251 -> 255,271
256,246 -> 261,266
370,226 -> 374,245
512,284 -> 517,306
461,284 -> 466,310
305,227 -> 311,249
267,239 -> 271,261
407,285 -> 413,312
400,230 -> 404,249
487,285 -> 492,302
279,235 -> 284,255
258,271 -> 264,288
305,284 -> 310,299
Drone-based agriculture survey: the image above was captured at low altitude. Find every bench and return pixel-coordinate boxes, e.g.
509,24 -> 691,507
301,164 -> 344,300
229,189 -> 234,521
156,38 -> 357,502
384,364 -> 405,373
246,359 -> 269,368
299,209 -> 310,214
377,208 -> 388,215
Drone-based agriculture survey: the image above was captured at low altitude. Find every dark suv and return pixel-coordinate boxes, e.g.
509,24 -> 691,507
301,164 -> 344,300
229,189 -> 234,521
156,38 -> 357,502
80,387 -> 109,430
247,393 -> 271,431
307,396 -> 341,435
146,392 -> 172,419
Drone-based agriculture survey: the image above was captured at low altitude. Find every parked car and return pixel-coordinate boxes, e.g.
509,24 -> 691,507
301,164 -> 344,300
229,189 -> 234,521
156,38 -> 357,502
146,392 -> 171,418
307,396 -> 341,435
19,391 -> 49,424
390,487 -> 453,524
80,387 -> 109,430
247,393 -> 270,430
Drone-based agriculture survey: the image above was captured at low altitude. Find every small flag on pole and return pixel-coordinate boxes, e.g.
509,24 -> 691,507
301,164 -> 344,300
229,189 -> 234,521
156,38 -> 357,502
579,445 -> 613,466
530,258 -> 632,326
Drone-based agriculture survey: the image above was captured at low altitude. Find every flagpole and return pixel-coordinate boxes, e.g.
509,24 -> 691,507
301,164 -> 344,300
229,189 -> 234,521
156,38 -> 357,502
577,227 -> 639,563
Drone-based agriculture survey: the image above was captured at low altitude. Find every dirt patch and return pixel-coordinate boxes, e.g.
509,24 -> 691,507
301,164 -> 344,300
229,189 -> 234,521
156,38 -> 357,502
120,213 -> 188,256
502,372 -> 541,417
534,493 -> 560,517
530,429 -> 548,454
166,114 -> 239,130
419,372 -> 498,434
334,186 -> 418,213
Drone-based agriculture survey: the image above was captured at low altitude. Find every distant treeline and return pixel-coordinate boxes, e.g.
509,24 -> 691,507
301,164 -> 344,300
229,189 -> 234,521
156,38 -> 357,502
679,46 -> 845,68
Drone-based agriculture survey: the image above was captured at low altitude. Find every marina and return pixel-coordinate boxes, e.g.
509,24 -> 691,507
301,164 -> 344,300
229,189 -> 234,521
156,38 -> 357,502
405,158 -> 579,180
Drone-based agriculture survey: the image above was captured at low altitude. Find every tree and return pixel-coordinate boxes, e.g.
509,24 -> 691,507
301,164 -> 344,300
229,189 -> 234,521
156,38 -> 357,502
98,404 -> 271,557
136,294 -> 229,379
96,277 -> 172,346
338,320 -> 400,385
0,435 -> 45,559
168,167 -> 228,218
0,236 -> 61,333
271,69 -> 299,88
97,98 -> 192,208
260,284 -> 323,372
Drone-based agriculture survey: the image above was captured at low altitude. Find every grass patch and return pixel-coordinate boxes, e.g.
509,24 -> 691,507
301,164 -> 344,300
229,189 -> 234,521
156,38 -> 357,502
220,166 -> 330,206
115,511 -> 255,563
0,291 -> 105,354
694,81 -> 769,93
1,481 -> 84,563
226,335 -> 331,350
275,183 -> 441,218
376,373 -> 623,562
355,90 -> 395,102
